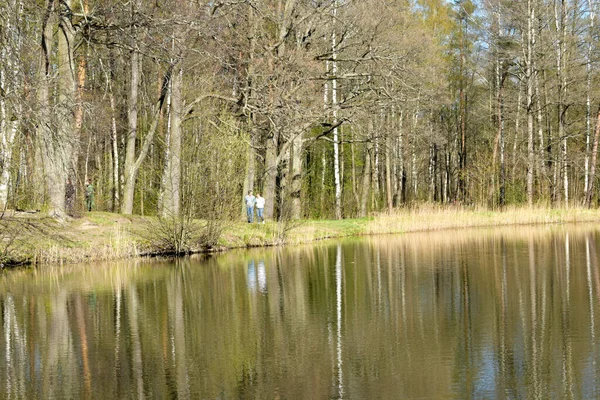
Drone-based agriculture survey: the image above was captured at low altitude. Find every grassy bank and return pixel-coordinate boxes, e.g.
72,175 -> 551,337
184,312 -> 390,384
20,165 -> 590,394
2,205 -> 600,267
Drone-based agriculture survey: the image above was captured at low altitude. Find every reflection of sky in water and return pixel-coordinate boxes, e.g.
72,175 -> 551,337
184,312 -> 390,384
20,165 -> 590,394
257,261 -> 267,294
247,260 -> 267,293
247,260 -> 257,291
473,345 -> 498,399
582,357 -> 599,399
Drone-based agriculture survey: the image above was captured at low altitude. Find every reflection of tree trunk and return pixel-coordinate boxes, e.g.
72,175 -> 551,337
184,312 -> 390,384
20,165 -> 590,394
585,235 -> 597,380
128,287 -> 145,399
400,243 -> 410,363
44,291 -> 75,398
528,237 -> 540,397
113,288 -> 122,390
335,245 -> 344,397
75,296 -> 91,398
500,239 -> 508,386
174,272 -> 190,398
461,259 -> 472,395
562,233 -> 574,398
4,296 -> 15,398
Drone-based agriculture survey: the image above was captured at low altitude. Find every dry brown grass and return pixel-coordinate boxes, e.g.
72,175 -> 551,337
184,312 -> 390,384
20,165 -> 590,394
365,205 -> 600,235
3,206 -> 600,266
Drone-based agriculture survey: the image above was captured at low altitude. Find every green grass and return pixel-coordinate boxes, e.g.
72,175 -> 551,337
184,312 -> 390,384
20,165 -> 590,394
3,206 -> 600,267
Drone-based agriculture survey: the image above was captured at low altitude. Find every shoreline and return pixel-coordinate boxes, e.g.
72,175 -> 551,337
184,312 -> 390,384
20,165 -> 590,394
2,206 -> 600,268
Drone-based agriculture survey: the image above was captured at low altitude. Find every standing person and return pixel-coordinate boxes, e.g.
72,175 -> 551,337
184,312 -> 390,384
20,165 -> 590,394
85,179 -> 95,211
255,193 -> 265,223
244,190 -> 255,223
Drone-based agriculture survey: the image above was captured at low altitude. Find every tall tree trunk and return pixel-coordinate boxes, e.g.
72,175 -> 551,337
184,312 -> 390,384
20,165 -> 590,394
585,0 -> 595,194
290,133 -> 302,219
542,69 -> 556,203
242,132 -> 255,216
242,5 -> 258,217
360,140 -> 372,217
411,110 -> 419,200
320,146 -> 326,217
122,59 -> 171,216
158,57 -> 172,214
121,13 -> 140,215
71,0 -> 88,184
459,15 -> 467,202
554,0 -> 568,208
491,74 -> 507,206
499,84 -> 505,207
385,120 -> 393,212
585,105 -> 600,207
264,132 -> 277,219
161,66 -> 182,217
332,2 -> 342,219
534,51 -> 547,198
428,143 -> 435,202
512,77 -> 522,181
395,110 -> 404,205
109,68 -> 119,211
0,0 -> 23,209
350,127 -> 359,212
373,129 -> 380,202
0,44 -> 8,208
526,0 -> 535,207
37,0 -> 67,217
57,0 -> 77,191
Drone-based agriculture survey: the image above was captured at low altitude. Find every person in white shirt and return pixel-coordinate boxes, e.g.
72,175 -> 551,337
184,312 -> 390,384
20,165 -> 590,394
255,193 -> 265,223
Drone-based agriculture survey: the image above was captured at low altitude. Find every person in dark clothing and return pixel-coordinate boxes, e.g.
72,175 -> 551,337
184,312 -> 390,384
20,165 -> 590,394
85,179 -> 94,211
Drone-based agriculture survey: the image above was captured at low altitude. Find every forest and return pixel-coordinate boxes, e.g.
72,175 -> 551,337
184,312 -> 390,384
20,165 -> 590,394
1,0 -> 599,222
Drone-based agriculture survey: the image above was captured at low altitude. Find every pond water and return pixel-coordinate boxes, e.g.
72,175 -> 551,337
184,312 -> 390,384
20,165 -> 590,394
2,225 -> 600,399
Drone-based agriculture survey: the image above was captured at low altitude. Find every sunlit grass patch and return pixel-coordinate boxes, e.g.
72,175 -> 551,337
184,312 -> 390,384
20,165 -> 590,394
4,206 -> 600,267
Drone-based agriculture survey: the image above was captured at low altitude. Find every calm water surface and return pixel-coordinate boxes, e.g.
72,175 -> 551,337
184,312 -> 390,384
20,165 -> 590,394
2,225 -> 600,399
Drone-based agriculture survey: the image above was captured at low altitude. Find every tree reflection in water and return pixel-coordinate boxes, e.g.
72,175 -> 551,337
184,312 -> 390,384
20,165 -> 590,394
2,225 -> 600,398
